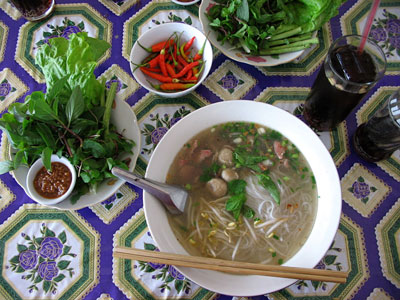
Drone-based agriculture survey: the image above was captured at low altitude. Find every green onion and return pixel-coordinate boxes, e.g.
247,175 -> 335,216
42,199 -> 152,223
278,258 -> 284,265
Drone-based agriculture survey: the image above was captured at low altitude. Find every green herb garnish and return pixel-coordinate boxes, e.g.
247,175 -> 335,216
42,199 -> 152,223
200,163 -> 221,182
257,171 -> 280,205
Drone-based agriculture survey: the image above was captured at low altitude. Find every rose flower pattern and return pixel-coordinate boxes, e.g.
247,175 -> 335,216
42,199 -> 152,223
19,250 -> 38,270
370,9 -> 400,58
39,237 -> 63,260
8,224 -> 76,294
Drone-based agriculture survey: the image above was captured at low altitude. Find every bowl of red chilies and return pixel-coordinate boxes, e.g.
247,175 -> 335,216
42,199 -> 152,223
130,22 -> 213,97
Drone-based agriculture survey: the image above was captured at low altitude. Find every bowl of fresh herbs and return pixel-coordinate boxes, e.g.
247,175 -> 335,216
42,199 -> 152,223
200,0 -> 345,66
0,32 -> 140,210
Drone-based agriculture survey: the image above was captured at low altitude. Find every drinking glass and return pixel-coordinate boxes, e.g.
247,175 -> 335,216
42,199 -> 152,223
303,35 -> 386,131
353,89 -> 400,162
10,0 -> 55,21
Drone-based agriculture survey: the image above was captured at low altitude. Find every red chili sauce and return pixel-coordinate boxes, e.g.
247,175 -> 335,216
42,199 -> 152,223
33,162 -> 72,199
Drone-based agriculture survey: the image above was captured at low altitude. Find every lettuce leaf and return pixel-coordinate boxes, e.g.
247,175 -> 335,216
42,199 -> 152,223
35,32 -> 110,107
282,0 -> 346,33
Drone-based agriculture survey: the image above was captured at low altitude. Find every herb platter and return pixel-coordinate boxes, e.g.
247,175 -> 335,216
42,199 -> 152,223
199,0 -> 308,66
6,97 -> 140,210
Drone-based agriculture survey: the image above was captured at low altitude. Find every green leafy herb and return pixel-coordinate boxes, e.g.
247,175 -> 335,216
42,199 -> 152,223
233,146 -> 265,172
200,163 -> 221,182
242,205 -> 255,219
257,171 -> 280,205
225,179 -> 253,220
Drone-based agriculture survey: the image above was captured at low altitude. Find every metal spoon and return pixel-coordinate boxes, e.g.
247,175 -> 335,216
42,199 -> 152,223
111,167 -> 188,215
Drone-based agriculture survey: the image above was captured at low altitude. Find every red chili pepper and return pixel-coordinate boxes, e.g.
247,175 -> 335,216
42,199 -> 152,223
159,48 -> 168,77
166,63 -> 177,77
176,61 -> 184,72
185,69 -> 193,80
165,53 -> 172,63
140,66 -> 161,73
173,61 -> 200,78
194,38 -> 207,61
184,36 -> 196,52
155,83 -> 196,91
145,54 -> 160,68
140,67 -> 174,83
143,52 -> 159,64
177,55 -> 189,67
137,39 -> 174,53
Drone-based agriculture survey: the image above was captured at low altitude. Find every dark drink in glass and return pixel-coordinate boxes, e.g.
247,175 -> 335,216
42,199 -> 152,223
303,35 -> 386,131
353,89 -> 400,162
10,0 -> 54,21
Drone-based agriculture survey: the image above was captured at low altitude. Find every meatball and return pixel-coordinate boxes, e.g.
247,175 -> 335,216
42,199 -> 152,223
221,168 -> 239,182
206,178 -> 227,198
218,148 -> 234,167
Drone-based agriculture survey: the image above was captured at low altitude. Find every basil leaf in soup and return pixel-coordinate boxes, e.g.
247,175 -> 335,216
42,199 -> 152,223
257,171 -> 280,205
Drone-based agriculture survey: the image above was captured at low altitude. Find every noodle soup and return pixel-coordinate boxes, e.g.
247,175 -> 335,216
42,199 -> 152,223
166,122 -> 317,265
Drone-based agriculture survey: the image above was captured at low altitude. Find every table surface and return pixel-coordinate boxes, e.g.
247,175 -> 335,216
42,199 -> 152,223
0,0 -> 399,299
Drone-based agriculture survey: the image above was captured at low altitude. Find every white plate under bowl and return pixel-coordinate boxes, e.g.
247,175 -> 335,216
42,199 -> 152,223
199,0 -> 308,67
8,97 -> 141,210
143,100 -> 341,296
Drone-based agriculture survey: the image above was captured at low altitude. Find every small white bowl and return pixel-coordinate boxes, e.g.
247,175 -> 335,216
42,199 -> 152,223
130,22 -> 213,98
171,0 -> 200,6
26,155 -> 77,206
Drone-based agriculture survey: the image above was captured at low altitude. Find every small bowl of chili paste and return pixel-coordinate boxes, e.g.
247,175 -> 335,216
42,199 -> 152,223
26,155 -> 76,206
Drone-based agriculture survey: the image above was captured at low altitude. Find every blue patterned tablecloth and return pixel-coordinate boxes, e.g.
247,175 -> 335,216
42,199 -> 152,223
0,0 -> 399,299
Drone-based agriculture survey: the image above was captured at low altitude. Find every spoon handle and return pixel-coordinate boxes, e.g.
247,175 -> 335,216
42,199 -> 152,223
111,167 -> 185,214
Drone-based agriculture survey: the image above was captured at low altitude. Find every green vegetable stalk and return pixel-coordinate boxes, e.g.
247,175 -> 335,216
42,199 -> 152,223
103,81 -> 118,137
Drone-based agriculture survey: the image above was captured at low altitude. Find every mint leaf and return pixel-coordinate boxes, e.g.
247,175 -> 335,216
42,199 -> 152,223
236,0 -> 249,22
242,205 -> 255,219
200,163 -> 221,182
227,179 -> 246,195
226,193 -> 246,211
83,139 -> 106,158
257,171 -> 280,205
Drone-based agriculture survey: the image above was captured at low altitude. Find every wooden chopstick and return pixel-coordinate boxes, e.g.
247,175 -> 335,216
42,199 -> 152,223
114,246 -> 347,283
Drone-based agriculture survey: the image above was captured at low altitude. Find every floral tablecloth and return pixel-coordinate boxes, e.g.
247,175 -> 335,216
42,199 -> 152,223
0,0 -> 399,299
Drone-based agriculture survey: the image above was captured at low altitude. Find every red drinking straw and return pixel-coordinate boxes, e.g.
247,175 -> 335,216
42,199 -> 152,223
358,0 -> 381,55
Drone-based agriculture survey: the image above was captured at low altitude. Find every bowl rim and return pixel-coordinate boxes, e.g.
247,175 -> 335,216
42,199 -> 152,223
26,154 -> 77,205
129,22 -> 213,98
143,100 -> 342,296
171,0 -> 201,6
